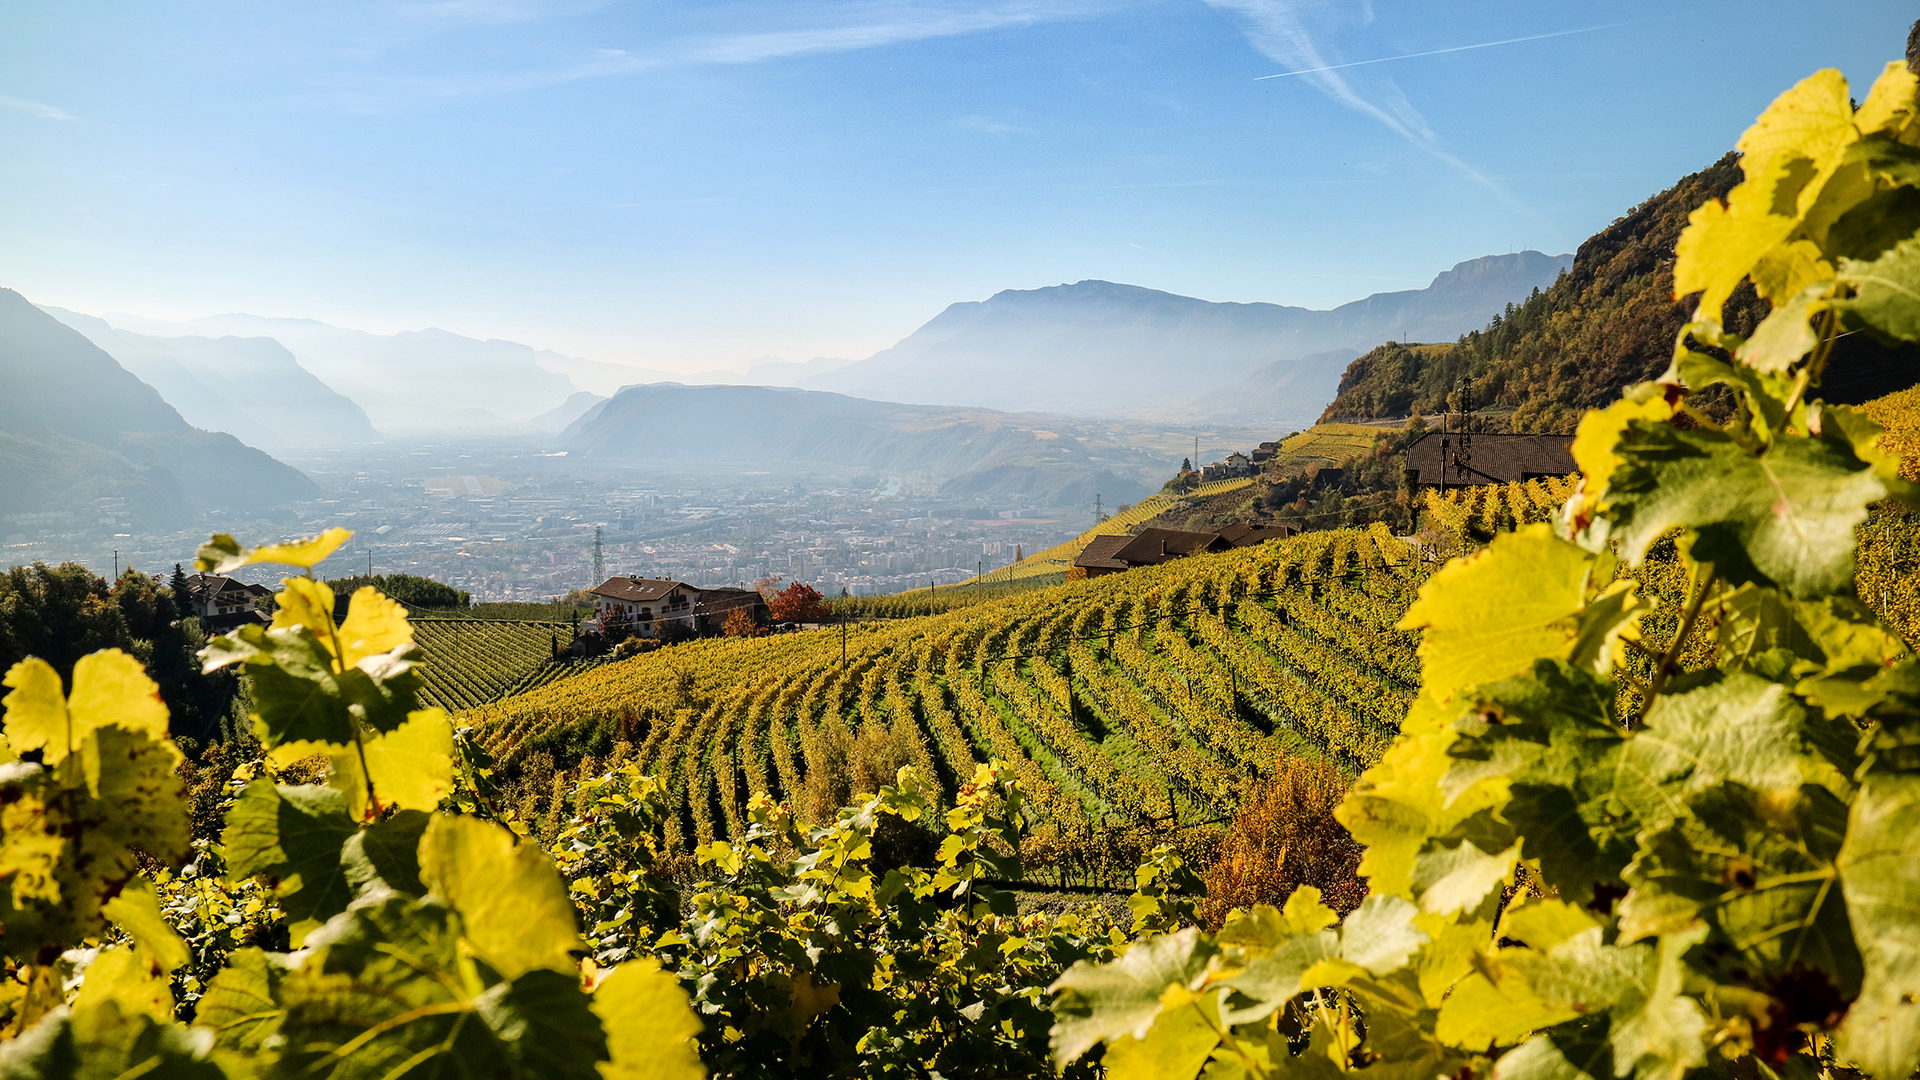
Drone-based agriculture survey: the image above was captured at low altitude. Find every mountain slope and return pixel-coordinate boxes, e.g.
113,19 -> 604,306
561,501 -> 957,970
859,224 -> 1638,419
0,289 -> 316,527
800,251 -> 1570,426
41,308 -> 380,447
98,312 -> 581,434
1320,154 -> 1920,430
561,383 -> 1164,505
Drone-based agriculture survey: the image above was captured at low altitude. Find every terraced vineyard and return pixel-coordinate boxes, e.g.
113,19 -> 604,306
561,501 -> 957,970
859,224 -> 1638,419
460,525 -> 1427,864
411,619 -> 582,711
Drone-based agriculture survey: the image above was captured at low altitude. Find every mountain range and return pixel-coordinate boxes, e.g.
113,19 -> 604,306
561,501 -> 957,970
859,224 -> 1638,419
797,251 -> 1571,430
0,289 -> 317,529
561,384 -> 1166,505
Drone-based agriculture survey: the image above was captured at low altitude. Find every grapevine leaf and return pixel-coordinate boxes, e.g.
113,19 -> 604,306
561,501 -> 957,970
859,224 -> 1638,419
333,586 -> 415,670
1216,931 -> 1339,1026
1572,384 -> 1675,519
342,809 -> 429,898
1336,703 -> 1509,899
328,709 -> 454,819
417,813 -> 582,980
1672,351 -> 1794,441
1410,838 -> 1518,916
1096,988 -> 1223,1080
0,1000 -> 226,1080
1501,897 -> 1601,953
1607,928 -> 1709,1080
196,527 -> 351,574
221,779 -> 357,942
1815,402 -> 1920,506
1751,239 -> 1834,308
1606,419 -> 1887,597
2,651 -> 168,766
1673,153 -> 1814,321
194,947 -> 285,1053
269,576 -> 336,642
1854,60 -> 1920,139
72,945 -> 174,1023
1397,526 -> 1595,703
1836,233 -> 1920,342
1836,770 -> 1920,1079
1048,927 -> 1216,1065
102,879 -> 190,973
1489,1019 -> 1614,1080
592,958 -> 705,1080
1337,895 -> 1427,976
1737,282 -> 1831,373
1734,68 -> 1855,181
1620,783 -> 1860,997
279,894 -> 607,1080
1434,957 -> 1579,1048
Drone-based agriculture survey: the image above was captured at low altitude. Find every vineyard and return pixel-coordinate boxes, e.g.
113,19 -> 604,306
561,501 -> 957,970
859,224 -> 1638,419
965,476 -> 1257,583
461,524 -> 1427,875
410,618 -> 583,710
1420,474 -> 1580,547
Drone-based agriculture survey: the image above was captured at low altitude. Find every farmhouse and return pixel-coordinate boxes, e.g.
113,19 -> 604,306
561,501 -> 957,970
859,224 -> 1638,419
590,576 -> 697,637
1071,535 -> 1134,578
181,574 -> 271,631
1403,432 -> 1576,487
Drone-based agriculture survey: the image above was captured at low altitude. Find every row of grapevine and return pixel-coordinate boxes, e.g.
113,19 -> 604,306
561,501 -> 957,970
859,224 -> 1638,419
457,523 -> 1438,877
1421,474 -> 1578,548
410,619 -> 573,710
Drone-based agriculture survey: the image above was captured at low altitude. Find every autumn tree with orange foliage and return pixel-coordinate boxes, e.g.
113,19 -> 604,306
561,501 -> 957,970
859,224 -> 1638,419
768,581 -> 831,622
1196,756 -> 1364,929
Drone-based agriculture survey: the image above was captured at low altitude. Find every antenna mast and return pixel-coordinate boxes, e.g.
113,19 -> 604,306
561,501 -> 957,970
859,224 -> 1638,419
1452,374 -> 1475,485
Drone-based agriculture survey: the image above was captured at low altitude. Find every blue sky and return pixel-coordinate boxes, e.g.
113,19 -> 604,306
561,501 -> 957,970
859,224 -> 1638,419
1,1 -> 1911,373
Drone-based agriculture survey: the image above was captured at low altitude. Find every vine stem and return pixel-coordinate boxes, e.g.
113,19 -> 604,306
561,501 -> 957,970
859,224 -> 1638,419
1640,564 -> 1717,717
1781,307 -> 1840,420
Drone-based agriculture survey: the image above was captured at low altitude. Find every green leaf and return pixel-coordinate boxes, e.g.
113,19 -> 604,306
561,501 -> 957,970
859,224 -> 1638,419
1048,927 -> 1216,1066
1410,838 -> 1519,916
1490,1019 -> 1614,1080
102,879 -> 191,973
194,947 -> 285,1054
1097,988 -> 1223,1080
1836,770 -> 1920,1079
1836,232 -> 1920,342
278,894 -> 607,1080
72,945 -> 175,1023
1620,783 -> 1860,996
592,958 -> 705,1080
341,809 -> 429,898
1606,419 -> 1887,597
1397,526 -> 1599,704
1337,895 -> 1428,976
1606,928 -> 1709,1080
417,813 -> 582,979
1737,282 -> 1831,373
0,1000 -> 227,1080
221,779 -> 357,943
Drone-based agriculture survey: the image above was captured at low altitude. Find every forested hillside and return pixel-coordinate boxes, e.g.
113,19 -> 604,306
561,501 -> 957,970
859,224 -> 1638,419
1320,153 -> 1920,430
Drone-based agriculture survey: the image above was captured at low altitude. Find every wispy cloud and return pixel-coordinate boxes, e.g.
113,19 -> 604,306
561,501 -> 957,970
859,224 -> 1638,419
958,114 -> 1028,136
0,95 -> 82,122
1203,0 -> 1520,208
1252,18 -> 1658,80
415,1 -> 1122,97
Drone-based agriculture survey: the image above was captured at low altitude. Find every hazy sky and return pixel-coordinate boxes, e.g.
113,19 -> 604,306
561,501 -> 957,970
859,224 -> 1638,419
1,1 -> 1911,373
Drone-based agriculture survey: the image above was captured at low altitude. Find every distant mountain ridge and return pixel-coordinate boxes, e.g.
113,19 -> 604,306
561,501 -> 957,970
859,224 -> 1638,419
0,289 -> 316,528
94,312 -> 582,435
39,308 -> 380,449
799,250 -> 1571,428
562,383 -> 1165,505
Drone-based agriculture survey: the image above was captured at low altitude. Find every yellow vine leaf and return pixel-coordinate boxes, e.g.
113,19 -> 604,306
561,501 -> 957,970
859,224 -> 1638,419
1736,67 -> 1856,194
1571,385 -> 1674,517
271,577 -> 338,646
71,946 -> 175,1023
327,710 -> 455,820
1397,526 -> 1594,704
102,879 -> 191,973
1,651 -> 168,765
1854,60 -> 1920,139
335,586 -> 415,669
198,527 -> 352,574
593,958 -> 707,1080
418,814 -> 582,980
1672,154 -> 1808,321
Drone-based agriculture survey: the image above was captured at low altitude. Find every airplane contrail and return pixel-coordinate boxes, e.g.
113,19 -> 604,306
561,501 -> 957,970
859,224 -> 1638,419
1252,18 -> 1660,81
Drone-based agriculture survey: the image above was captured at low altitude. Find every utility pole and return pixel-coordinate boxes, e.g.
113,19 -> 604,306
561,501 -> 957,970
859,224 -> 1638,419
1095,493 -> 1103,524
593,526 -> 605,584
368,551 -> 373,578
112,549 -> 119,580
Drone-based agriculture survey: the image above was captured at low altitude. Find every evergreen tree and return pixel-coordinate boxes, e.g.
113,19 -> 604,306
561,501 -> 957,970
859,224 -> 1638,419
169,562 -> 191,620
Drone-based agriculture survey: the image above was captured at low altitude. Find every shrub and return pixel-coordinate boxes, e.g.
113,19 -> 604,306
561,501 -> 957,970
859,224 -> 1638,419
1196,755 -> 1363,929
